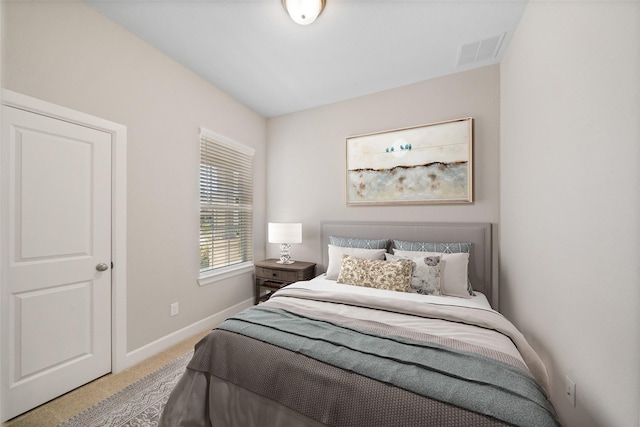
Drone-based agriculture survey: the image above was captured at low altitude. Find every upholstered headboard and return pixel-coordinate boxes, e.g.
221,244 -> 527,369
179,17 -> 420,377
319,221 -> 495,308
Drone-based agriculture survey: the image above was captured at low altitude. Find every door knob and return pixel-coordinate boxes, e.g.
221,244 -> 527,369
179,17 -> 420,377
96,263 -> 109,272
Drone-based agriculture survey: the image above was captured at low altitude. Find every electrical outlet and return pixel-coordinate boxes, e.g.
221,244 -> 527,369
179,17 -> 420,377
170,302 -> 179,316
565,375 -> 576,407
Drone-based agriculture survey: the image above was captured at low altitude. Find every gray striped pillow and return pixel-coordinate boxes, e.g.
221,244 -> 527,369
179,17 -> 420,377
329,236 -> 389,250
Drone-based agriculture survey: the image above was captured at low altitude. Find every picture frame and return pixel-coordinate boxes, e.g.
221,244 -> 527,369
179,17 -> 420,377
346,117 -> 473,205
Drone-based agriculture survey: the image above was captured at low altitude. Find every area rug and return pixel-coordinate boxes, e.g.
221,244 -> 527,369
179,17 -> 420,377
58,350 -> 193,427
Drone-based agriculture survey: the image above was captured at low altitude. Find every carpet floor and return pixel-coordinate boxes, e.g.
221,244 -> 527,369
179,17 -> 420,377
3,329 -> 209,427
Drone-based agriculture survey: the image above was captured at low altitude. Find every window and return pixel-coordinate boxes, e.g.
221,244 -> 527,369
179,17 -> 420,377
199,128 -> 254,282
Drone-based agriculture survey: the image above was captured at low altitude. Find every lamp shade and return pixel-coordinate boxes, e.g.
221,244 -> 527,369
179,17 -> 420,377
268,223 -> 302,244
282,0 -> 325,25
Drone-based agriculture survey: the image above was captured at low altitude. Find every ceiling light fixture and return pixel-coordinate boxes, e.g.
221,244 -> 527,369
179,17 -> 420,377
282,0 -> 326,25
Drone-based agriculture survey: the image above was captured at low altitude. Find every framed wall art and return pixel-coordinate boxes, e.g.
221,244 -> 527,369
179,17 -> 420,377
346,117 -> 473,205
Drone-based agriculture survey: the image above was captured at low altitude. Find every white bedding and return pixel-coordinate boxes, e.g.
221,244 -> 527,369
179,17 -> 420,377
307,273 -> 492,310
274,276 -> 542,387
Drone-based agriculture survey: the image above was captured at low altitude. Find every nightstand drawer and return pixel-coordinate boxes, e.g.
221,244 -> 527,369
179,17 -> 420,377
255,267 -> 298,282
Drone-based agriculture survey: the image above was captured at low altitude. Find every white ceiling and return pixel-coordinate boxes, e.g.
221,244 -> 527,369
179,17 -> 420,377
86,0 -> 528,118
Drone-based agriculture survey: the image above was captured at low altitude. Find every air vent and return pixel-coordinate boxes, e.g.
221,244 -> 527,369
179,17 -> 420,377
457,33 -> 506,67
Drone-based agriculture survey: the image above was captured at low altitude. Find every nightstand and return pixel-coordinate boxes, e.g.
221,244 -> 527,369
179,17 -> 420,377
254,259 -> 316,304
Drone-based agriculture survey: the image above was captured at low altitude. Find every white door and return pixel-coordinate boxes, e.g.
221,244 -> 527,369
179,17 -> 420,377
1,105 -> 112,420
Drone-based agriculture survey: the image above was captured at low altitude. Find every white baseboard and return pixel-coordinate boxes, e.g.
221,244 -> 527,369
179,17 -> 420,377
117,297 -> 253,373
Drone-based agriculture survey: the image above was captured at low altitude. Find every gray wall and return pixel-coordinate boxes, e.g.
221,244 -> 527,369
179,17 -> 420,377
266,65 -> 501,285
1,1 -> 267,351
500,2 -> 640,426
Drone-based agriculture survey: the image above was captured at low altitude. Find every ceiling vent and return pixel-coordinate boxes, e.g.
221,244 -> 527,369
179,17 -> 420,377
457,33 -> 506,67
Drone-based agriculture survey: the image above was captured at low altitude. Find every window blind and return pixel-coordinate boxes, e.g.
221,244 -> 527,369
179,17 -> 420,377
200,129 -> 254,274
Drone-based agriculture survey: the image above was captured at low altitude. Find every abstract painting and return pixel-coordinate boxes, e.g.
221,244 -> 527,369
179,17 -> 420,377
346,117 -> 473,205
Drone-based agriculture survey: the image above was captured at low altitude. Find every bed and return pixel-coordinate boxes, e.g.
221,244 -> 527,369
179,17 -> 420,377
160,221 -> 558,427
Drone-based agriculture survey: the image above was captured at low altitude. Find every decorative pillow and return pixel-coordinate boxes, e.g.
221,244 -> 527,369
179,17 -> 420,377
392,240 -> 472,254
329,236 -> 389,249
337,256 -> 413,292
392,240 -> 474,295
394,250 -> 470,298
325,245 -> 386,280
386,253 -> 442,296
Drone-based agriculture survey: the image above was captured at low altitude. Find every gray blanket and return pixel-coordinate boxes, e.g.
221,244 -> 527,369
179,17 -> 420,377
187,305 -> 559,427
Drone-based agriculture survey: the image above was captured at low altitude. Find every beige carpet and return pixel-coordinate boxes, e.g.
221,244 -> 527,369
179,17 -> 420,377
3,329 -> 210,427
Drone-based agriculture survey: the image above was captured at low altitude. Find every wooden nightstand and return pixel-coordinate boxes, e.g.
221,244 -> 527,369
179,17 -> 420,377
254,259 -> 316,304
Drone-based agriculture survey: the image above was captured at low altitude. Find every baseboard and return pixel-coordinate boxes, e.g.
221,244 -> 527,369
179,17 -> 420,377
118,297 -> 253,372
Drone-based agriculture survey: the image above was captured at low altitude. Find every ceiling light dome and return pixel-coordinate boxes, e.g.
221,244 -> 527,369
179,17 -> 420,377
282,0 -> 326,25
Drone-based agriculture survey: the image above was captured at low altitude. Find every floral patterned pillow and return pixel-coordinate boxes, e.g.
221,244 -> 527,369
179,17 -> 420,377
392,241 -> 474,295
393,250 -> 470,298
386,253 -> 442,295
337,255 -> 413,292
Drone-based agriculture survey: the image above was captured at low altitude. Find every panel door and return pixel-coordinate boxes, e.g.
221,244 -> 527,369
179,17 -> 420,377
1,105 -> 112,420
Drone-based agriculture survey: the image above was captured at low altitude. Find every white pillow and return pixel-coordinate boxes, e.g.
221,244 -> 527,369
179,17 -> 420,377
386,253 -> 442,296
325,245 -> 386,280
394,249 -> 470,298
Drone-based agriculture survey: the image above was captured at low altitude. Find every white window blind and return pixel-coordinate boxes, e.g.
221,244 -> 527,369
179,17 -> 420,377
199,128 -> 254,275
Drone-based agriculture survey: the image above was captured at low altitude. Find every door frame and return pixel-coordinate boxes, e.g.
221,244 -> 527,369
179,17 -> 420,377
1,89 -> 128,374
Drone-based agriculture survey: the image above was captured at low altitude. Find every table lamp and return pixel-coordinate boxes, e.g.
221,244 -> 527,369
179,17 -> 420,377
268,222 -> 302,264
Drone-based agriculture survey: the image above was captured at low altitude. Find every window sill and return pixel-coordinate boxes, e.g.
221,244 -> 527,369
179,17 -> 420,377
198,262 -> 254,287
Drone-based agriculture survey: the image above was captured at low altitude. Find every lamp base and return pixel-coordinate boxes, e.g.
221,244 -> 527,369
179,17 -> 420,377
278,243 -> 293,264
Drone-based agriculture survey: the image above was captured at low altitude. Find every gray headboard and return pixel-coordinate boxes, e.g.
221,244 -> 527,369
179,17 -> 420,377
320,221 -> 495,308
